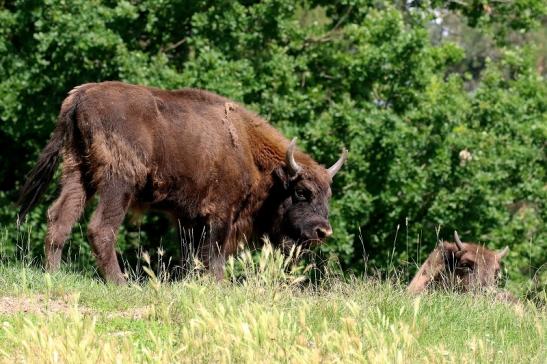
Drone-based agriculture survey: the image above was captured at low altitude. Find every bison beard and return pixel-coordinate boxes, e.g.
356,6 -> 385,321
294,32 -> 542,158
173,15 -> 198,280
18,81 -> 347,283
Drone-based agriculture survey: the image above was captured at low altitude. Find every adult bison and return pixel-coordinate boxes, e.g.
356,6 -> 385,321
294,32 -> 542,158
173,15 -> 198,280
18,82 -> 347,283
407,231 -> 509,294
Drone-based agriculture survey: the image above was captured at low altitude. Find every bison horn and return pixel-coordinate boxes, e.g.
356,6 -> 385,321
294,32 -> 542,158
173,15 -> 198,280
454,231 -> 465,251
327,148 -> 348,178
497,246 -> 509,260
286,138 -> 302,178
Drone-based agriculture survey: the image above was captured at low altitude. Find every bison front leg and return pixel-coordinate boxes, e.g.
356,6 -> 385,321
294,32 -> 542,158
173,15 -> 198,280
199,223 -> 234,281
209,248 -> 226,282
199,241 -> 227,281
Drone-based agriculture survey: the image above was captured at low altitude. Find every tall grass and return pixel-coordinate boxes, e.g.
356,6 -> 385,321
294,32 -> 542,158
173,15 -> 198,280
0,243 -> 544,363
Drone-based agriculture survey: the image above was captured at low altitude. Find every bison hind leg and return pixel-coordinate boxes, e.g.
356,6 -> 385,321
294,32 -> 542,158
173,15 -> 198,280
45,165 -> 91,272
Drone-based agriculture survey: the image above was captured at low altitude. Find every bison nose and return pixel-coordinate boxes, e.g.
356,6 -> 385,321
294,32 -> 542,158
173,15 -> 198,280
316,226 -> 333,239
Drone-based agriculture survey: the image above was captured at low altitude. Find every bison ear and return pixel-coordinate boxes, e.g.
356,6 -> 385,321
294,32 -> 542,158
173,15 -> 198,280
274,166 -> 290,190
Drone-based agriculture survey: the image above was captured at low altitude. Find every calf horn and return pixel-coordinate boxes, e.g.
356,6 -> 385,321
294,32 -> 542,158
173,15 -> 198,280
454,231 -> 465,251
497,246 -> 509,259
327,148 -> 348,178
286,138 -> 302,177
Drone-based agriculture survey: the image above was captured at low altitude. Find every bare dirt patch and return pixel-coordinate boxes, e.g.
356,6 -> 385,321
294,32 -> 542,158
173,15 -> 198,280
0,294 -> 84,315
0,294 -> 151,319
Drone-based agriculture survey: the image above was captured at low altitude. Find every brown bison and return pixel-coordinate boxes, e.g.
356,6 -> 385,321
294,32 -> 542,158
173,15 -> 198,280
407,231 -> 509,294
18,81 -> 347,283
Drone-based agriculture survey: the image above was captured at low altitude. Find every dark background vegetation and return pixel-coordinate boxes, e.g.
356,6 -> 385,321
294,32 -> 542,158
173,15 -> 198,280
0,0 -> 545,296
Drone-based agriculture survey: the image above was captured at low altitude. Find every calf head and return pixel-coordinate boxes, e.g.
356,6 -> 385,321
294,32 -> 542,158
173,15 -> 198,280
270,138 -> 347,249
408,231 -> 509,294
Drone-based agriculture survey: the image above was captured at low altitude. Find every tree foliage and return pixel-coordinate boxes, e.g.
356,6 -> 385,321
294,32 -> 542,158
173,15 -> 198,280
0,0 -> 545,295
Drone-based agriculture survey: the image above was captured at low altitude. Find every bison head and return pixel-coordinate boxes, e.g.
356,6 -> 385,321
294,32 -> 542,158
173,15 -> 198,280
268,138 -> 347,249
407,231 -> 509,294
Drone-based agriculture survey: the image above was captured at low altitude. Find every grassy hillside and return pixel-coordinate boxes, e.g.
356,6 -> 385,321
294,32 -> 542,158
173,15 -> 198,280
0,247 -> 544,363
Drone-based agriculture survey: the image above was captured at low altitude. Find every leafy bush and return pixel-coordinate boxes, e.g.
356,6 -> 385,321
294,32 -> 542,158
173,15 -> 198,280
0,1 -> 544,295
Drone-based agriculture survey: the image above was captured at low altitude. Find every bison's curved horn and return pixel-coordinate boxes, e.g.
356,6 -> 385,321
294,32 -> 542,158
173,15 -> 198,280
286,138 -> 302,177
327,148 -> 348,178
454,231 -> 465,251
496,246 -> 509,260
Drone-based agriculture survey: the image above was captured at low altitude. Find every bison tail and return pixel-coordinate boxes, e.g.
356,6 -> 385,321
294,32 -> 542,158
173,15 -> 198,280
17,91 -> 80,224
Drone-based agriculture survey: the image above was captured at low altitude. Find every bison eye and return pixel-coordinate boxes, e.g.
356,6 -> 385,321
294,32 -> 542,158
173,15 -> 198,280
459,262 -> 474,271
293,188 -> 308,202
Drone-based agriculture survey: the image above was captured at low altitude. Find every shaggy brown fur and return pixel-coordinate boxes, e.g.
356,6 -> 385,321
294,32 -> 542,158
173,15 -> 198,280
407,231 -> 509,294
19,82 -> 347,283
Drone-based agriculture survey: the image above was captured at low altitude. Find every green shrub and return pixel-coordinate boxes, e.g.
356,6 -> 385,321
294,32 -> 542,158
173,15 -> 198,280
0,1 -> 544,295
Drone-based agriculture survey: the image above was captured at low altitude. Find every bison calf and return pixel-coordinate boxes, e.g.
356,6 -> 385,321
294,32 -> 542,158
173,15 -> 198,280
18,82 -> 347,283
408,231 -> 509,294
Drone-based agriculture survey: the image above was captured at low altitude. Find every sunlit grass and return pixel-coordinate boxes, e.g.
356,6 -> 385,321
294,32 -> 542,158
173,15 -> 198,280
0,244 -> 544,363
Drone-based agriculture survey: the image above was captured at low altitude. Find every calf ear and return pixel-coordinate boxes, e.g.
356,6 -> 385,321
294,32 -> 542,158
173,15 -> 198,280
440,242 -> 465,259
496,246 -> 509,260
440,241 -> 461,253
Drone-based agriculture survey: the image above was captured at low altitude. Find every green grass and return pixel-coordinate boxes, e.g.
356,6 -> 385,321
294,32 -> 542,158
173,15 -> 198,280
0,246 -> 544,363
